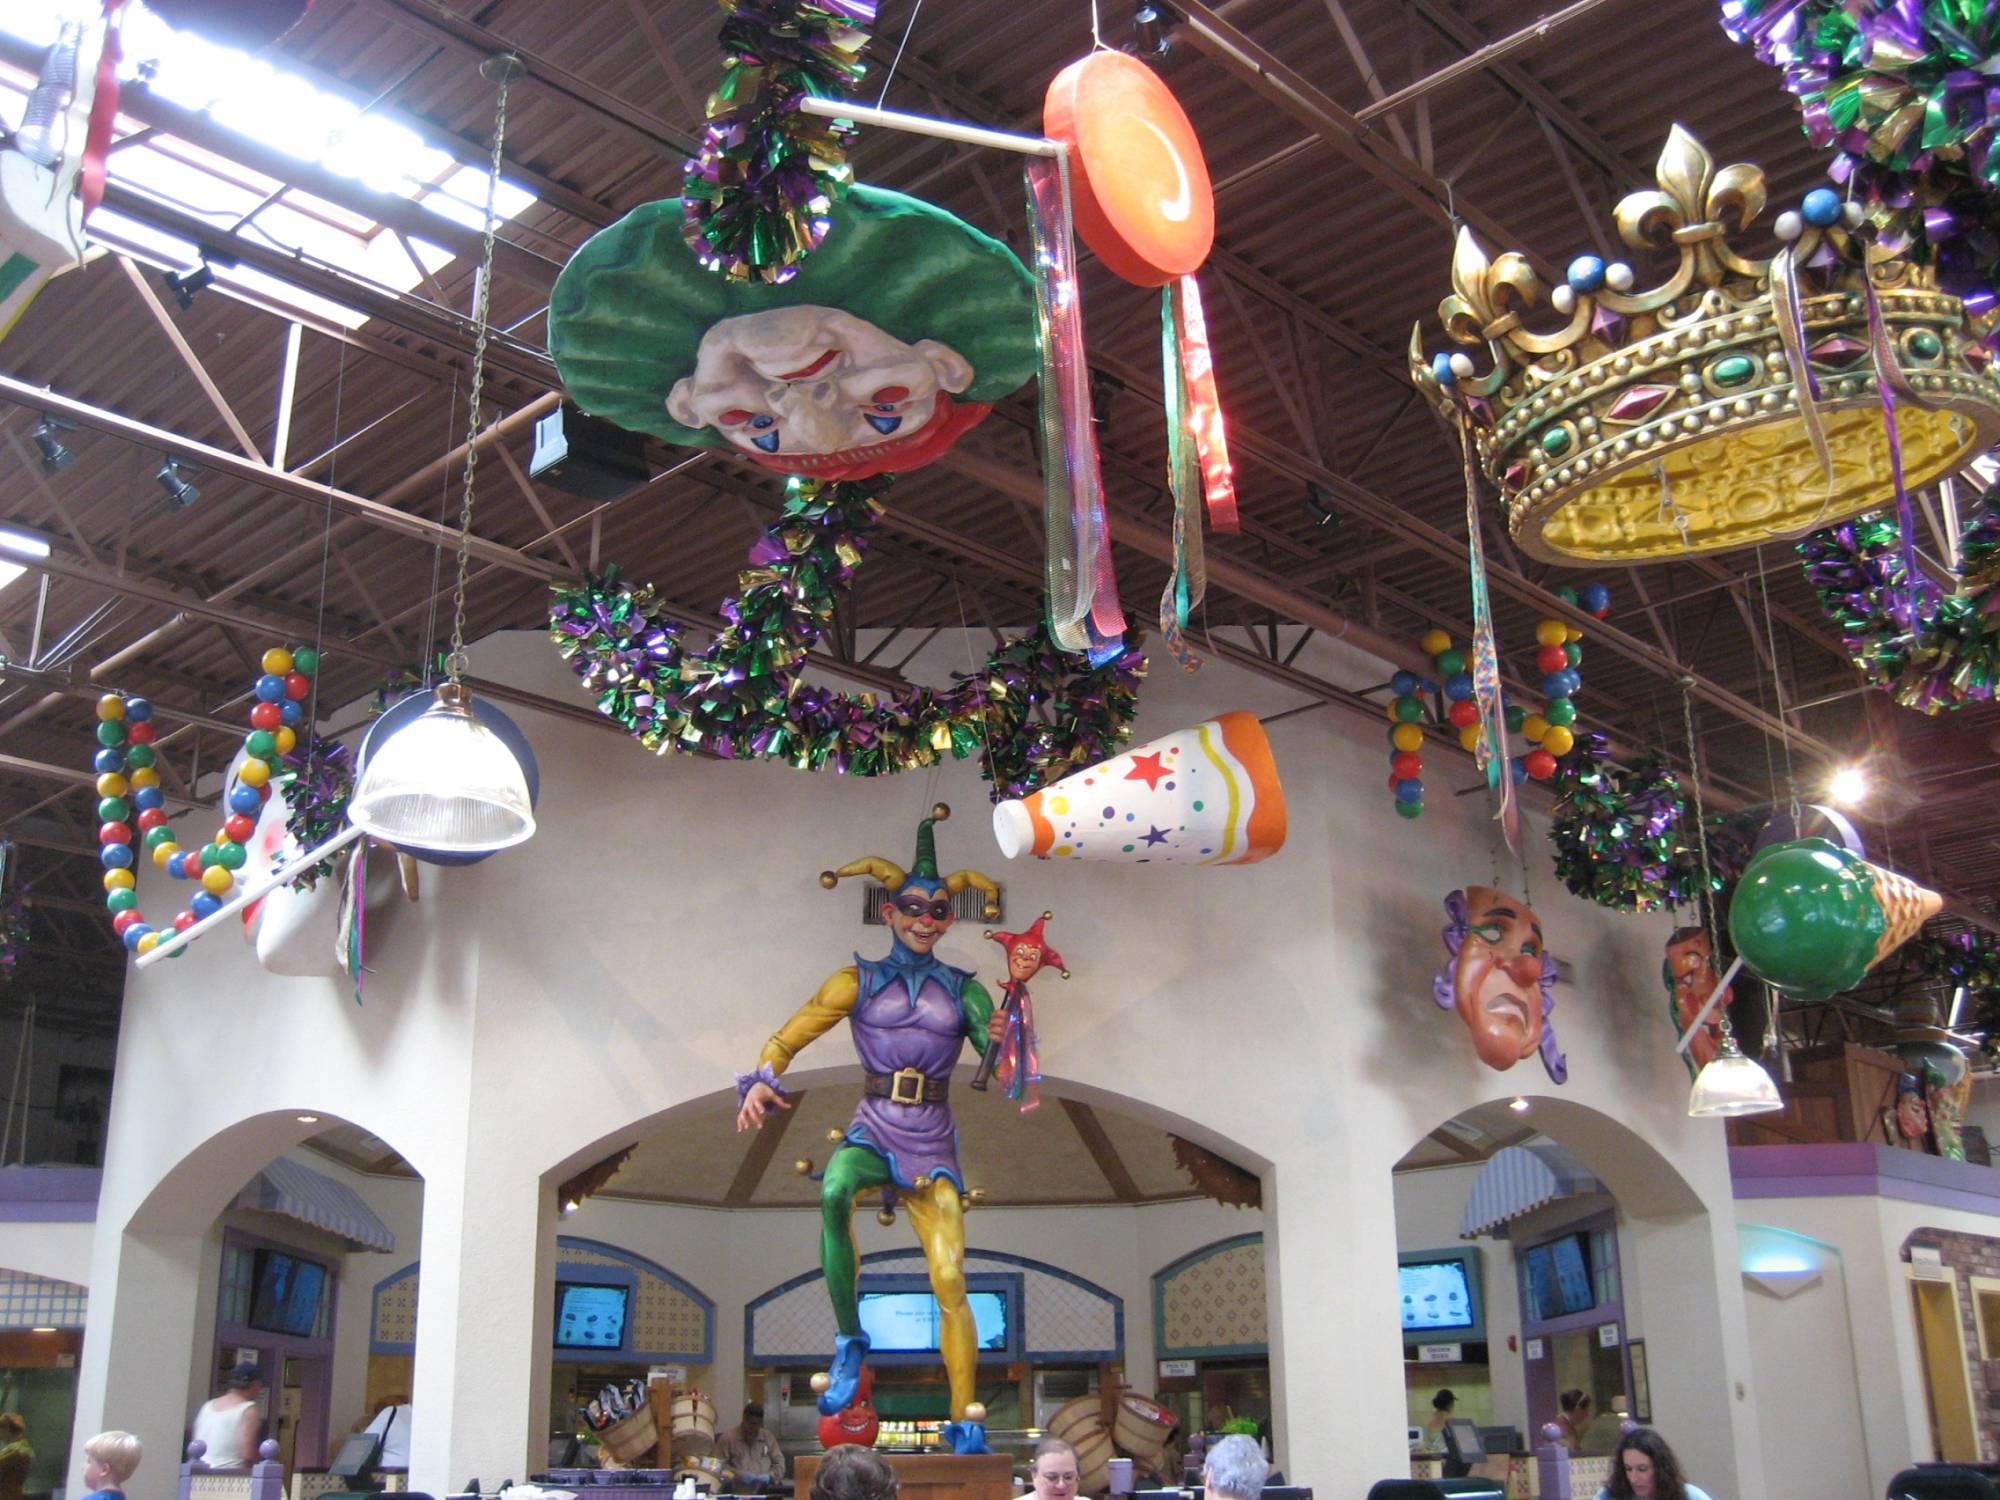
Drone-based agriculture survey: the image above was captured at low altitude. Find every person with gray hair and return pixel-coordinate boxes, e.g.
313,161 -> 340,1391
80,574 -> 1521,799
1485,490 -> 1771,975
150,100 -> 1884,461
1203,1434 -> 1269,1500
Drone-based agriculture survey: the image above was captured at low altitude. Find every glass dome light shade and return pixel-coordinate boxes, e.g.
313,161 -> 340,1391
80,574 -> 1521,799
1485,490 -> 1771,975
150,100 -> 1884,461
1687,1042 -> 1784,1119
348,684 -> 536,853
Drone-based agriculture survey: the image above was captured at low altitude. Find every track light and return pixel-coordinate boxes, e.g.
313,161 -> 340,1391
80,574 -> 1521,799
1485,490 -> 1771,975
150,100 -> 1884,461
1090,369 -> 1124,429
1304,481 -> 1342,532
155,458 -> 200,510
163,262 -> 216,310
1131,2 -> 1170,57
1827,763 -> 1869,807
31,416 -> 76,474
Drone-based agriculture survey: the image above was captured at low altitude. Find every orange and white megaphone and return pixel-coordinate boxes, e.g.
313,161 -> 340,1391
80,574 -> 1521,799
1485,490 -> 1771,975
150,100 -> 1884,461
992,711 -> 1286,865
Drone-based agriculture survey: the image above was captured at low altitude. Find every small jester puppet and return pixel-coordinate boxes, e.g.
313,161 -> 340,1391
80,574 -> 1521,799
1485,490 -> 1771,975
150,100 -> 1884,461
972,911 -> 1069,1110
735,805 -> 1002,1454
1433,886 -> 1566,1082
1662,927 -> 1730,1078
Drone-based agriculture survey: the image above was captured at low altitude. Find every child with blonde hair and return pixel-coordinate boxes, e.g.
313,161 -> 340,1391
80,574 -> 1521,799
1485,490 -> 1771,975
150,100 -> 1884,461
80,1432 -> 141,1500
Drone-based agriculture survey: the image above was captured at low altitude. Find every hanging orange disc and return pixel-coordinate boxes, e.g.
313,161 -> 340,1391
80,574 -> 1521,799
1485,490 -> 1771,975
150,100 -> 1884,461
1044,52 -> 1215,288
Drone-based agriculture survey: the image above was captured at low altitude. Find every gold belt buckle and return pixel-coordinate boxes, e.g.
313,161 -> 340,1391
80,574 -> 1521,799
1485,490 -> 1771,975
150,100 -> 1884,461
889,1067 -> 925,1105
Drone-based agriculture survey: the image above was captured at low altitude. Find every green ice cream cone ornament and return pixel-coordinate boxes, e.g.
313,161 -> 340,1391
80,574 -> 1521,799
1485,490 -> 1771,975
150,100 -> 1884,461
1728,837 -> 1943,998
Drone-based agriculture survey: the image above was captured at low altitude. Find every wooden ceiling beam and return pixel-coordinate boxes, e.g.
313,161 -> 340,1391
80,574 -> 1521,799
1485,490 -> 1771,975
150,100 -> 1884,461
1058,1099 -> 1143,1204
724,1090 -> 806,1207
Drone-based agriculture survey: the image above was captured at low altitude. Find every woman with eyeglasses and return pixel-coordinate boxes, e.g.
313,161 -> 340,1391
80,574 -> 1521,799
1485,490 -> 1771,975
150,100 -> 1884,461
1027,1439 -> 1081,1500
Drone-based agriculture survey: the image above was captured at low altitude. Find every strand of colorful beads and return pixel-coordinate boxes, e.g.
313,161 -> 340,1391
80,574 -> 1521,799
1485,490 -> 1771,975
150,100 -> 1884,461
94,646 -> 321,956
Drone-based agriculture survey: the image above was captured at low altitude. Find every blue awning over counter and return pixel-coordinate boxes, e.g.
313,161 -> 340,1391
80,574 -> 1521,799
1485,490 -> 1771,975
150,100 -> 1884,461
1460,1142 -> 1601,1240
235,1156 -> 395,1252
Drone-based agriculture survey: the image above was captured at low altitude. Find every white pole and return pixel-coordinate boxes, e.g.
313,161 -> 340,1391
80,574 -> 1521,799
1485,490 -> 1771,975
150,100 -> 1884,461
131,821 -> 368,969
797,95 -> 1066,158
1676,955 -> 1747,1054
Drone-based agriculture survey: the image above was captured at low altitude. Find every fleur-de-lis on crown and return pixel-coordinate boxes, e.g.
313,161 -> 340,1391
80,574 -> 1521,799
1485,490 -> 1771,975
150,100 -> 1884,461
1612,124 -> 1767,291
1438,231 -> 1541,348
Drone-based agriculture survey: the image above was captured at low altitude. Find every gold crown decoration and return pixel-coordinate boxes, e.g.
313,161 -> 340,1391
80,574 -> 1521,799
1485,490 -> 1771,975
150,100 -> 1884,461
1409,125 -> 2000,564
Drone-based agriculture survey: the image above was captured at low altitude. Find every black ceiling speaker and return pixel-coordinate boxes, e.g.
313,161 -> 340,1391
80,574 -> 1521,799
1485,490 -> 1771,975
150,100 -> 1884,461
529,404 -> 651,502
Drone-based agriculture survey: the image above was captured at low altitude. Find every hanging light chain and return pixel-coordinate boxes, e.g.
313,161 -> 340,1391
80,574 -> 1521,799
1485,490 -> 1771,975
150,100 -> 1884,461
445,54 -> 523,685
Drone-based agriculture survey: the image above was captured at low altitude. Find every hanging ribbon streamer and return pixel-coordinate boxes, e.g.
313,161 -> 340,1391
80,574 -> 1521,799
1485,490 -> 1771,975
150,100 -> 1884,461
1862,272 -> 1926,626
1172,273 -> 1237,533
994,983 -> 1041,1112
1770,245 -> 1836,504
1024,154 -> 1125,661
78,0 -> 128,224
335,838 -> 367,1005
1459,419 -> 1518,847
1159,283 -> 1205,670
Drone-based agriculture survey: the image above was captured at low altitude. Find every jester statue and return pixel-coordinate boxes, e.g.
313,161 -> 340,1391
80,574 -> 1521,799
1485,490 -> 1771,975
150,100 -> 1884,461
735,804 -> 1003,1455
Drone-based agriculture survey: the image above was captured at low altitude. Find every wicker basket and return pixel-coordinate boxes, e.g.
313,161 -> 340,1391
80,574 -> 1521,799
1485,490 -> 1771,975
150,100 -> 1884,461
1046,1398 -> 1114,1495
598,1405 -> 659,1466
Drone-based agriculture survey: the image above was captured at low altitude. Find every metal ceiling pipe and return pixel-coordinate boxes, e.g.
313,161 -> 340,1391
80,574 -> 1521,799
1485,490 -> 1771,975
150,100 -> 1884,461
1354,0 -> 1636,121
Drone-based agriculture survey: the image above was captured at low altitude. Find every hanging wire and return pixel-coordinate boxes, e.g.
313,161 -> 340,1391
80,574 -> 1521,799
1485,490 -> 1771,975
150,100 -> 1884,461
421,371 -> 462,686
876,0 -> 929,106
443,55 -> 524,687
1754,546 -> 1803,825
1680,677 -> 1745,1055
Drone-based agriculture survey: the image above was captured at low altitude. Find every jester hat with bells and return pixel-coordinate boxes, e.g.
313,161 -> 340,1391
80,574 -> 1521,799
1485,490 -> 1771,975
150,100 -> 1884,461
987,913 -> 1069,981
819,804 -> 1000,920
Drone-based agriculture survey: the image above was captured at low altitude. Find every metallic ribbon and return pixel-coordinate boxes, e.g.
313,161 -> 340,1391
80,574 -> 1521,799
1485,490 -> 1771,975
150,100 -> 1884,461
1771,245 -> 1837,503
994,982 -> 1042,1113
1173,273 -> 1238,533
1862,270 -> 1928,621
1025,155 -> 1124,660
78,0 -> 128,223
1460,419 -> 1517,846
1159,282 -> 1205,670
336,838 -> 366,1005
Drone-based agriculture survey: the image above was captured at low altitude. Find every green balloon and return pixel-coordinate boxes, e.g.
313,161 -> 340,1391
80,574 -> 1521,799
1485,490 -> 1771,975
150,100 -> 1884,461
246,730 -> 277,760
124,744 -> 155,769
1545,698 -> 1577,726
1504,704 -> 1526,733
1565,641 -> 1583,667
216,841 -> 247,870
1556,585 -> 1579,606
97,796 -> 130,823
198,843 -> 220,869
143,826 -> 175,851
1393,695 -> 1426,723
106,888 -> 136,914
96,720 -> 126,748
1395,799 -> 1424,819
292,646 -> 320,677
1434,648 -> 1467,675
1727,838 -> 1886,997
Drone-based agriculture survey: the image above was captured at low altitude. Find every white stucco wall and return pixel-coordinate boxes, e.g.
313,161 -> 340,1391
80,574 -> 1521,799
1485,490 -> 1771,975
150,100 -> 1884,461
72,628 -> 1764,1499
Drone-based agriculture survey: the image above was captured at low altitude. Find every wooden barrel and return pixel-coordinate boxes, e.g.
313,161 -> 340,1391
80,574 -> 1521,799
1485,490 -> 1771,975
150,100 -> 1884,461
1046,1397 -> 1115,1494
1112,1392 -> 1176,1459
670,1392 -> 718,1457
598,1404 -> 659,1466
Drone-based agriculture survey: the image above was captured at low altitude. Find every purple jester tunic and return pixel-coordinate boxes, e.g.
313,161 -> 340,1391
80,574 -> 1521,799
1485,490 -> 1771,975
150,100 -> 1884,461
841,950 -> 980,1190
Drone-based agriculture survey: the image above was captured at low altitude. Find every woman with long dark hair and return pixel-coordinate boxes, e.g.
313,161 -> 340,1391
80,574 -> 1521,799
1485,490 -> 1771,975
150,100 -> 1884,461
1593,1428 -> 1714,1500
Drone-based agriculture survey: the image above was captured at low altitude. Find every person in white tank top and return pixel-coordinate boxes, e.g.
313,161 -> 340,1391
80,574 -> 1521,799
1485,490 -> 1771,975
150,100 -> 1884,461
191,1365 -> 264,1470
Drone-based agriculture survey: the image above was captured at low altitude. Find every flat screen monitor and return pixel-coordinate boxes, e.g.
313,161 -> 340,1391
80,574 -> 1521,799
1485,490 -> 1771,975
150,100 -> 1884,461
1442,1418 -> 1487,1465
1397,1246 -> 1484,1343
1399,1258 -> 1476,1334
554,1281 -> 629,1351
1523,1232 -> 1595,1318
856,1289 -> 1008,1353
328,1432 -> 380,1481
247,1249 -> 327,1337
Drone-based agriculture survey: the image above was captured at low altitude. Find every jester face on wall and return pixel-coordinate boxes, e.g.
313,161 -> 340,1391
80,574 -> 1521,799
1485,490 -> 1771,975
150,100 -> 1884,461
1433,886 -> 1567,1083
550,186 -> 1036,481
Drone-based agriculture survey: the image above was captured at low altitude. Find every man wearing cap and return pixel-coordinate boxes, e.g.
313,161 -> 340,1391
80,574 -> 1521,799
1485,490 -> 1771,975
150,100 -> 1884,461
735,805 -> 1002,1455
716,1403 -> 785,1485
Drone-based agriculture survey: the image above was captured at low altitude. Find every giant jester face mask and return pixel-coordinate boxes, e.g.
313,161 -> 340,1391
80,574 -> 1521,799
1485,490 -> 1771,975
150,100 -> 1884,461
1434,886 -> 1567,1082
549,185 -> 1036,481
664,306 -> 978,477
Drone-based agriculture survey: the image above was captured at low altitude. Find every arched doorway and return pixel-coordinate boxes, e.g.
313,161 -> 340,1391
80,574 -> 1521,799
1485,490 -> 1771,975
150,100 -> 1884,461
74,1111 -> 425,1494
1391,1096 -> 1735,1494
538,1067 -> 1270,1485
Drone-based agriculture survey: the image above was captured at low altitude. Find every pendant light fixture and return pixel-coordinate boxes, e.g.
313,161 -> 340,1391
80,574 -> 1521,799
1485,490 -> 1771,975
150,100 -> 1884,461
348,55 -> 536,855
1675,679 -> 1782,1119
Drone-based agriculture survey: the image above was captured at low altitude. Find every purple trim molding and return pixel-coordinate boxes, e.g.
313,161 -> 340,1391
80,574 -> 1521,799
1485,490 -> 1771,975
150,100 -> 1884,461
1731,1144 -> 2000,1215
0,1167 -> 100,1222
